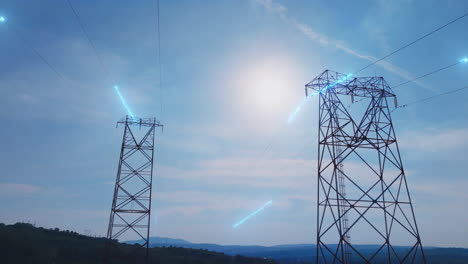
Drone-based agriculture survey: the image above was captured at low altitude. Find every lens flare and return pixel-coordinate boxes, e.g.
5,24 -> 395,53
0,17 -> 6,23
461,58 -> 468,63
233,200 -> 273,229
114,85 -> 136,119
288,74 -> 353,123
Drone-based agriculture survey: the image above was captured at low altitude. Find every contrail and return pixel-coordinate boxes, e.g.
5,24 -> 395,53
254,0 -> 426,88
233,200 -> 273,229
114,85 -> 136,119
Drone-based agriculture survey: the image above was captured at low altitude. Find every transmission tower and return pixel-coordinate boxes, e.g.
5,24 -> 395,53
306,70 -> 425,263
106,116 -> 163,262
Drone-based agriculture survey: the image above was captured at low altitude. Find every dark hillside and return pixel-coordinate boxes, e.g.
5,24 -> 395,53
0,223 -> 277,264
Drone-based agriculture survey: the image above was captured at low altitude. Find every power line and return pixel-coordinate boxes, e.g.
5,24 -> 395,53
264,61 -> 465,177
347,97 -> 365,108
155,0 -> 163,117
393,85 -> 468,111
346,60 -> 464,109
152,0 -> 164,238
243,126 -> 284,175
6,24 -> 67,83
354,11 -> 468,74
246,10 -> 468,182
66,0 -> 111,80
392,61 -> 461,90
299,12 -> 468,116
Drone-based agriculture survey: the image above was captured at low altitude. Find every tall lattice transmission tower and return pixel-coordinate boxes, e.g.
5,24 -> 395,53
106,116 -> 163,261
306,70 -> 425,263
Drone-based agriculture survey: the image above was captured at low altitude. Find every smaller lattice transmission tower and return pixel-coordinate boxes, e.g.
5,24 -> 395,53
106,116 -> 163,261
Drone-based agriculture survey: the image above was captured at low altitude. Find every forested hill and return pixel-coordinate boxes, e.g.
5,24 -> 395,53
0,223 -> 277,264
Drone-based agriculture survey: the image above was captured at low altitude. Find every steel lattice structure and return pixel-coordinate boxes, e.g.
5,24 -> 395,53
106,116 -> 163,261
306,70 -> 425,263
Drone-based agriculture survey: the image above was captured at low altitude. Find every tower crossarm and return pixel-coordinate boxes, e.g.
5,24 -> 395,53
306,70 -> 396,98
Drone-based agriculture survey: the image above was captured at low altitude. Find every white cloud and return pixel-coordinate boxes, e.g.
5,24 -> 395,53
409,178 -> 468,247
0,183 -> 41,195
158,157 -> 315,189
399,128 -> 468,151
152,156 -> 318,219
17,93 -> 39,104
155,191 -> 272,217
412,179 -> 468,201
154,154 -> 405,219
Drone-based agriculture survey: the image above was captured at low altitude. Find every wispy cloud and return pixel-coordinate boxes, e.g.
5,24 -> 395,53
155,191 -> 271,217
155,191 -> 316,220
158,157 -> 315,189
0,183 -> 41,195
254,0 -> 426,88
400,128 -> 468,152
412,179 -> 468,201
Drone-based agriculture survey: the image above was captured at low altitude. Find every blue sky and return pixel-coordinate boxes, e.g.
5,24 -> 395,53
0,0 -> 468,247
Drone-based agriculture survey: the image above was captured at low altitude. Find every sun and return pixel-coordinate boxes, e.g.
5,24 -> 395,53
234,57 -> 301,119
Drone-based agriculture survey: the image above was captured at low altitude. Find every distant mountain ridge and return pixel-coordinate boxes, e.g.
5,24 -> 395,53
126,237 -> 468,264
125,237 -> 314,260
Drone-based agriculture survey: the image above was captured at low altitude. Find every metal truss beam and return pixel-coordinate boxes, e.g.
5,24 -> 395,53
307,70 -> 426,264
106,116 -> 163,262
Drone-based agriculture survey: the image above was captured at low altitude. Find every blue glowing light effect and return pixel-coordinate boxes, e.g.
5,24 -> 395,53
0,16 -> 5,23
114,85 -> 136,119
233,200 -> 273,229
287,74 -> 353,123
461,58 -> 468,63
